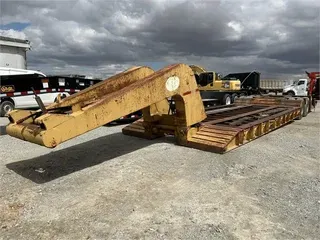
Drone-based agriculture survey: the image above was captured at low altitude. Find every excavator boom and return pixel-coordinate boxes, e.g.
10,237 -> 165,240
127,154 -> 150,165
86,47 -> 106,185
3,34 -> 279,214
6,64 -> 306,153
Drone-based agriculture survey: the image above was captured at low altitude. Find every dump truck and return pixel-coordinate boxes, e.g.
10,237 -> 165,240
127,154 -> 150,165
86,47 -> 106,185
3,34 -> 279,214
260,78 -> 292,94
224,71 -> 308,96
5,63 -> 314,154
225,71 -> 318,111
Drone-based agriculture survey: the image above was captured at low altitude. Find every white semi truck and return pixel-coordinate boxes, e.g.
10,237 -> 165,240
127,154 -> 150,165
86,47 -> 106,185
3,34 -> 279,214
282,79 -> 309,96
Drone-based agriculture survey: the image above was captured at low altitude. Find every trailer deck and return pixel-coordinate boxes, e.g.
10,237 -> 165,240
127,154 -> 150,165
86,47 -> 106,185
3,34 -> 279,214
123,98 -> 302,153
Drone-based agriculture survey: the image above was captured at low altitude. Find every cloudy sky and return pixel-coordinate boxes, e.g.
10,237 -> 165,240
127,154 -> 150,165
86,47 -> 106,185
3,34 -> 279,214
0,0 -> 319,79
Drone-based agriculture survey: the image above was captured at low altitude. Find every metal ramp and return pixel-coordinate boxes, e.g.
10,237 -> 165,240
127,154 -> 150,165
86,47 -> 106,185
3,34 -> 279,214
123,98 -> 303,153
185,102 -> 301,153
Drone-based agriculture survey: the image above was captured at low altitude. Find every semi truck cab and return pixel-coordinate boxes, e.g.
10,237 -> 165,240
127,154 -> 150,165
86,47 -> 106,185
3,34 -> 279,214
283,79 -> 308,96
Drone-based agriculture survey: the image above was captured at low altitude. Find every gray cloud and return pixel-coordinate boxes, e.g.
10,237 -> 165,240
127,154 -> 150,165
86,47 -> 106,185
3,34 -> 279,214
258,0 -> 320,66
0,0 -> 319,79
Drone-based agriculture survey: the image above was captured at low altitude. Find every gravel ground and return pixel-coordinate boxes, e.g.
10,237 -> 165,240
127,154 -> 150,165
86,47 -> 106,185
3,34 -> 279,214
0,106 -> 319,240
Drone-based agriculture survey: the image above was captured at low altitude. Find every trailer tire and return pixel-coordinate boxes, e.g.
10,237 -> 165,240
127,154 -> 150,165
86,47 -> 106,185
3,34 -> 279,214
296,104 -> 303,120
0,100 -> 14,117
302,98 -> 309,117
222,94 -> 232,105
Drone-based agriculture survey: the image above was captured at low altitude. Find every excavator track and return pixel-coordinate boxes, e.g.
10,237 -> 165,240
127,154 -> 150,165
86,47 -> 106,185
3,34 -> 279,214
6,64 -> 305,153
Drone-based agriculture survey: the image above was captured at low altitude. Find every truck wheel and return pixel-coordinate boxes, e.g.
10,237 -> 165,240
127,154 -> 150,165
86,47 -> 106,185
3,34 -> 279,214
231,93 -> 238,103
54,93 -> 67,103
286,91 -> 295,97
0,101 -> 14,117
222,94 -> 231,105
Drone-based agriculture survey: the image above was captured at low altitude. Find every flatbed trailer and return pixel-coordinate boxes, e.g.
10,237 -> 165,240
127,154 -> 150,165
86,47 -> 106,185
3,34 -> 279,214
125,96 -> 305,153
5,64 -> 310,154
0,73 -> 102,116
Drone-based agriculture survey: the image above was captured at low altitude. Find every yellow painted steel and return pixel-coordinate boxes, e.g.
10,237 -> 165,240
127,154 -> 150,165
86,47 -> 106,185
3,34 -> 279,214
6,63 -> 207,148
189,65 -> 206,75
199,79 -> 241,91
189,64 -> 241,91
6,64 -> 304,153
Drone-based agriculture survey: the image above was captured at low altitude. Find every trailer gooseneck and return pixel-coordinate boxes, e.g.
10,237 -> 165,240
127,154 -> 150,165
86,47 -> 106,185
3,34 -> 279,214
5,64 -> 311,153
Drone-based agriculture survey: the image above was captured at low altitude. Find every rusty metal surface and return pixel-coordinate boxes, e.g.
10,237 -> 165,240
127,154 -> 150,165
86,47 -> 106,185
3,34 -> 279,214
184,103 -> 302,153
205,105 -> 253,115
123,101 -> 302,154
234,96 -> 304,108
204,106 -> 279,125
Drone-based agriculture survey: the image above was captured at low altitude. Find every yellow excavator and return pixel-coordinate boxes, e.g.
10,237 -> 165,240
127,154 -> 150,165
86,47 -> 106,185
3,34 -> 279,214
189,65 -> 242,105
5,63 -> 307,154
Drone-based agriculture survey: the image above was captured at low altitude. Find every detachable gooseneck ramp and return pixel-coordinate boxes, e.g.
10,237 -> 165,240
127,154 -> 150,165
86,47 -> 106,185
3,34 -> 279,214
6,64 -> 304,153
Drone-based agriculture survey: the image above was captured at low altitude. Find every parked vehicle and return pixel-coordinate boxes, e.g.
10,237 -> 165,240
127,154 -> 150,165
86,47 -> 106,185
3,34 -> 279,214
0,67 -> 46,77
190,65 -> 317,107
222,71 -> 291,95
222,71 -> 310,97
282,79 -> 309,96
0,73 -> 101,116
189,65 -> 242,106
259,79 -> 292,94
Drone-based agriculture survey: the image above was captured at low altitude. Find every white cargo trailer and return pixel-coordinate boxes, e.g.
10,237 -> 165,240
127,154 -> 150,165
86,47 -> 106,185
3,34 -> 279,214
0,36 -> 31,69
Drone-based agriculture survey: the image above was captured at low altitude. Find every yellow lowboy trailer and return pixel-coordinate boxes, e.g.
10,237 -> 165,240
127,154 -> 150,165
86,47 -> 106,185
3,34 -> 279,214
6,63 -> 307,153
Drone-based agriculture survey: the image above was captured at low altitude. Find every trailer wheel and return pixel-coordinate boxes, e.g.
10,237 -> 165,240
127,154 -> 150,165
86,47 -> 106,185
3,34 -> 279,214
296,104 -> 303,120
0,101 -> 14,117
302,98 -> 309,117
222,94 -> 231,105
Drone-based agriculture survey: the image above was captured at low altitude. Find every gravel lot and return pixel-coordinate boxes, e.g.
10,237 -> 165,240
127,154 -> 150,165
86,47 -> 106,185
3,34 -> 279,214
0,106 -> 319,240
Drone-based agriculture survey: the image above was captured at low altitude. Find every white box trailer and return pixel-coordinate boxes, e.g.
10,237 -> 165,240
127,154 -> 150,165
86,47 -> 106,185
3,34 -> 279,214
259,79 -> 292,92
0,36 -> 30,69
